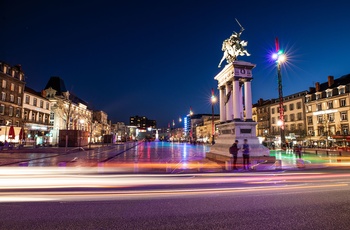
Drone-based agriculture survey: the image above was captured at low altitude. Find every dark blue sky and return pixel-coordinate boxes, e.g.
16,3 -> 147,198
1,0 -> 350,127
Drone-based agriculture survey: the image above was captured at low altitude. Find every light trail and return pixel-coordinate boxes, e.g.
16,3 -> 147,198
2,167 -> 350,190
0,183 -> 347,203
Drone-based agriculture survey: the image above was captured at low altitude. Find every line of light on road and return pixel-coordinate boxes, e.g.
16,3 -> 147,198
0,183 -> 347,203
2,168 -> 350,190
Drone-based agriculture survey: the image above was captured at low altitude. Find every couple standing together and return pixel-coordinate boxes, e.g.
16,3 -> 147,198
229,139 -> 250,170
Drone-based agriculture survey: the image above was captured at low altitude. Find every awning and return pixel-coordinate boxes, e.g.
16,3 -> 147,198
19,127 -> 25,140
8,125 -> 15,139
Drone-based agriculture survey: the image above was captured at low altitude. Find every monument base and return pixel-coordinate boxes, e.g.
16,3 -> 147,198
209,121 -> 270,157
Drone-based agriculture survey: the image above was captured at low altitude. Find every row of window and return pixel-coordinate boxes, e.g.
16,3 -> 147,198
307,111 -> 348,124
25,95 -> 50,109
305,87 -> 346,102
0,104 -> 50,123
270,102 -> 302,114
23,111 -> 49,123
0,66 -> 24,81
271,113 -> 303,124
1,80 -> 22,93
0,104 -> 21,117
1,92 -> 22,105
271,123 -> 304,133
307,124 -> 349,136
0,119 -> 20,127
306,98 -> 347,112
256,95 -> 346,114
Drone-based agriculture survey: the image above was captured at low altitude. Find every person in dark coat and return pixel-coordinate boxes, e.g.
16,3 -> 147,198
229,140 -> 240,170
242,139 -> 250,170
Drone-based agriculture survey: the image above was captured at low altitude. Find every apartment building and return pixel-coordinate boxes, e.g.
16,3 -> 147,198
23,86 -> 51,145
305,75 -> 350,147
0,62 -> 25,142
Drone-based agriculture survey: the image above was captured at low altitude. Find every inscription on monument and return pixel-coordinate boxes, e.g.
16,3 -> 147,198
234,68 -> 252,78
221,129 -> 233,135
240,128 -> 251,134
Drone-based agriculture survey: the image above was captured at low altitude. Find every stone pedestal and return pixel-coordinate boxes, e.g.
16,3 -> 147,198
209,121 -> 270,157
209,61 -> 271,159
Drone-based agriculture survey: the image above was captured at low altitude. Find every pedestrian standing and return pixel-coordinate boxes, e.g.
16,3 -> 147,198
229,140 -> 240,170
242,139 -> 250,170
294,144 -> 302,158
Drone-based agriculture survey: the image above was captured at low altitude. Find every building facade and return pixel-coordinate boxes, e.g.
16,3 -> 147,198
305,75 -> 350,148
0,62 -> 25,142
270,91 -> 307,145
255,99 -> 271,138
195,117 -> 220,143
189,114 -> 219,142
23,86 -> 52,145
129,115 -> 156,129
254,75 -> 349,148
42,77 -> 93,145
111,122 -> 127,142
93,110 -> 111,143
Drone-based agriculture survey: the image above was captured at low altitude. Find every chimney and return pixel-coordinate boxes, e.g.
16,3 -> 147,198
14,64 -> 22,71
315,82 -> 320,92
309,87 -> 315,93
328,76 -> 334,87
41,90 -> 47,98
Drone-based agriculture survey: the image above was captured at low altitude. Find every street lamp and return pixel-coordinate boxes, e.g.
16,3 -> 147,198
211,88 -> 217,145
272,38 -> 287,146
79,119 -> 85,147
2,120 -> 11,143
189,107 -> 193,142
277,120 -> 283,147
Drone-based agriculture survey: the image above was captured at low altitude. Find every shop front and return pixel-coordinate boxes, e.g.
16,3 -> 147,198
25,124 -> 52,146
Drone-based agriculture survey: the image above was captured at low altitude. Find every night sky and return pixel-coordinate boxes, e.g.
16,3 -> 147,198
1,0 -> 350,127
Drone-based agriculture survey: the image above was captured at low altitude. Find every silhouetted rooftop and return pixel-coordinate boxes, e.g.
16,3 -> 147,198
44,76 -> 67,96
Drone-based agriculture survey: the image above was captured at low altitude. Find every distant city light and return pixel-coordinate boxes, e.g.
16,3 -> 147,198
184,117 -> 188,132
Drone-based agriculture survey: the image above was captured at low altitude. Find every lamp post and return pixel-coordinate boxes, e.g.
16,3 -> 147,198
189,107 -> 193,142
277,120 -> 283,147
211,89 -> 217,145
79,119 -> 85,147
272,38 -> 287,146
88,118 -> 95,149
3,120 -> 10,143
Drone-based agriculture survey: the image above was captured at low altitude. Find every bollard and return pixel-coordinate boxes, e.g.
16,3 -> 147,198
275,160 -> 282,170
225,161 -> 232,171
